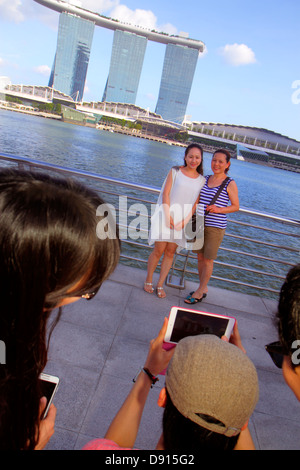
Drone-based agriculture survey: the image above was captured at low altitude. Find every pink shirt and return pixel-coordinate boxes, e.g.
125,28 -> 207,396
82,438 -> 136,450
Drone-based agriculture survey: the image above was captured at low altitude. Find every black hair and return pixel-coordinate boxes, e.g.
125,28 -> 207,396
162,389 -> 239,450
276,264 -> 300,356
0,169 -> 120,449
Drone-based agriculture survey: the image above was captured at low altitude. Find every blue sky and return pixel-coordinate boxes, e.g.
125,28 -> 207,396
0,0 -> 300,141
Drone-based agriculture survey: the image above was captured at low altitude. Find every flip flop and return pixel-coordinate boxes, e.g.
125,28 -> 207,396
184,294 -> 205,304
186,291 -> 207,300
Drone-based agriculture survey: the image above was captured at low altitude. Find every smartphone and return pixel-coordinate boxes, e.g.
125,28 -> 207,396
164,306 -> 236,345
39,373 -> 59,419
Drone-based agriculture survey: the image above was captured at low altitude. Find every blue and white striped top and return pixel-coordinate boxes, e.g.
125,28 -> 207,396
197,175 -> 233,229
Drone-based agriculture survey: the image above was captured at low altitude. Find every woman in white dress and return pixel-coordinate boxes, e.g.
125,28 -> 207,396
144,144 -> 205,298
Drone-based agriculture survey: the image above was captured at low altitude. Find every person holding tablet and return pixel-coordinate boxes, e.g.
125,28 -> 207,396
83,320 -> 259,451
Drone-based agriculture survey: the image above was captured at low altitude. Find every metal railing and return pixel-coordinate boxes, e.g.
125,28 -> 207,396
0,152 -> 299,299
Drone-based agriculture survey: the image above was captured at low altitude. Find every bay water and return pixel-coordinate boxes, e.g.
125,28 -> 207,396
1,109 -> 299,298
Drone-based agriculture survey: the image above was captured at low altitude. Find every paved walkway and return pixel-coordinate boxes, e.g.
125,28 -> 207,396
44,264 -> 299,450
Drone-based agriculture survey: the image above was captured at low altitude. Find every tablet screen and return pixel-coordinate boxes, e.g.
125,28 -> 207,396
170,309 -> 229,343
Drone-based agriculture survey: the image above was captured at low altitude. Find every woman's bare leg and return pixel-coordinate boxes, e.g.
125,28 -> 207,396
144,242 -> 167,293
156,243 -> 178,298
185,253 -> 212,302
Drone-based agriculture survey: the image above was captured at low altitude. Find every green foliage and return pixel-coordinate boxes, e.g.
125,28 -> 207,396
5,95 -> 23,104
100,116 -> 142,130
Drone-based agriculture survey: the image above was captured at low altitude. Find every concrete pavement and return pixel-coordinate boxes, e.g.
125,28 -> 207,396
43,264 -> 300,450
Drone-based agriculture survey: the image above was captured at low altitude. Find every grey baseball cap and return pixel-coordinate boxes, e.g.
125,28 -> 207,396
165,334 -> 259,437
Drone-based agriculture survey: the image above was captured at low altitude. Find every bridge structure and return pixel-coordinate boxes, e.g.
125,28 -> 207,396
2,83 -> 300,170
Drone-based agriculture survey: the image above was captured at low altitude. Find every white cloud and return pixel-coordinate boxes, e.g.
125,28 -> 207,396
157,22 -> 177,35
110,5 -> 156,29
0,0 -> 58,29
0,0 -> 24,22
78,0 -> 119,13
109,4 -> 177,34
0,0 -> 178,35
199,44 -> 208,59
34,65 -> 51,76
219,43 -> 256,66
0,0 -> 178,37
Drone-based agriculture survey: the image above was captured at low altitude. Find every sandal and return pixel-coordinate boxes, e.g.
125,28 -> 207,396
144,282 -> 154,294
156,287 -> 166,299
185,291 -> 207,301
184,294 -> 205,304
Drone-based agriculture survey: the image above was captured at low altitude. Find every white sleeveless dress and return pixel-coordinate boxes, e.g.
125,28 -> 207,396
148,168 -> 205,250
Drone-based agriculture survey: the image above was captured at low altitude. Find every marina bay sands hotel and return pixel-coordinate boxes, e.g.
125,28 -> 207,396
34,0 -> 205,123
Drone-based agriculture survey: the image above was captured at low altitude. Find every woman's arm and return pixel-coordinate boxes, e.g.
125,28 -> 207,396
162,170 -> 174,228
104,318 -> 174,449
234,426 -> 256,450
34,398 -> 57,450
206,180 -> 239,214
174,196 -> 199,231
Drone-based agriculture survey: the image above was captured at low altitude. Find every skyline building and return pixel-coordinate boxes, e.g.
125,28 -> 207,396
35,0 -> 204,123
49,12 -> 95,101
155,44 -> 199,124
102,30 -> 147,104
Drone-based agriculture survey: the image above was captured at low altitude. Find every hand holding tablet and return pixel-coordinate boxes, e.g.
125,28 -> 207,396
164,306 -> 236,347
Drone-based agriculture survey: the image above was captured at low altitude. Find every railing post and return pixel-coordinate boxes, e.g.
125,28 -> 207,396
166,250 -> 191,289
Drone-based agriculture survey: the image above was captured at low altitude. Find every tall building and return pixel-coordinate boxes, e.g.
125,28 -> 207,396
49,12 -> 94,101
102,30 -> 147,104
155,44 -> 199,123
36,0 -> 204,118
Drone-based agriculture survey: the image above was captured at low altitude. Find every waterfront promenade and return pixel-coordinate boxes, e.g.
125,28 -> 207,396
43,263 -> 299,451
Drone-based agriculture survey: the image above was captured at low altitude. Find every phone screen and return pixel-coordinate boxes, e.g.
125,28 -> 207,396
169,309 -> 229,343
39,377 -> 58,418
39,379 -> 57,403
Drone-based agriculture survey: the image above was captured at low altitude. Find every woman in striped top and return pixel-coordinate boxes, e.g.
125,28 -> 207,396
185,149 -> 239,304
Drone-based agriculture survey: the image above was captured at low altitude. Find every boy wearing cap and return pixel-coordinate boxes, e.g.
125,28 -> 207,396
83,318 -> 259,451
159,333 -> 258,450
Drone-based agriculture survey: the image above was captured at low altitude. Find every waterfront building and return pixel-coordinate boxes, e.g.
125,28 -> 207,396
155,44 -> 199,124
49,12 -> 94,101
34,0 -> 204,122
102,30 -> 147,104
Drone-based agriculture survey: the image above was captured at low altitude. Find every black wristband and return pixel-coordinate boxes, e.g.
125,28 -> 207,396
132,367 -> 159,388
142,367 -> 159,387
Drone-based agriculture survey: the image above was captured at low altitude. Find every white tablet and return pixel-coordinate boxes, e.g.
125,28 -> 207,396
164,306 -> 236,345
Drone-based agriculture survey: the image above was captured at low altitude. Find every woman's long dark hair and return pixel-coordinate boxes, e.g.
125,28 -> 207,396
0,169 -> 120,449
162,389 -> 238,450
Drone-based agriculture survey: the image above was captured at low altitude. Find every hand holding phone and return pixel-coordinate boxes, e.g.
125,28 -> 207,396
35,397 -> 57,450
144,317 -> 175,377
39,373 -> 59,419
